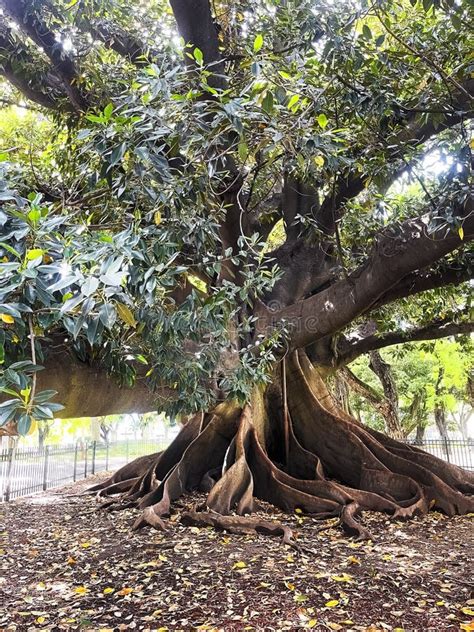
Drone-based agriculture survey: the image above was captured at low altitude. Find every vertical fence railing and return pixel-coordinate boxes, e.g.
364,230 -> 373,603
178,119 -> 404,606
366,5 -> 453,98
2,437 -> 470,502
0,436 -> 168,502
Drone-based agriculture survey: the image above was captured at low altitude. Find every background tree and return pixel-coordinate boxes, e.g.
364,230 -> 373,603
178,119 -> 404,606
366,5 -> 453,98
0,0 -> 473,537
344,339 -> 473,441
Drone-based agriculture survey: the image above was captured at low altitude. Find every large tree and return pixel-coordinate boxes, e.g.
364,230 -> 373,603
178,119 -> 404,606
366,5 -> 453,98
0,0 -> 473,537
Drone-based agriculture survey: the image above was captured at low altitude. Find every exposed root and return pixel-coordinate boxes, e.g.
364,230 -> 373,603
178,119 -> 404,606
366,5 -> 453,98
89,349 -> 473,545
180,509 -> 301,551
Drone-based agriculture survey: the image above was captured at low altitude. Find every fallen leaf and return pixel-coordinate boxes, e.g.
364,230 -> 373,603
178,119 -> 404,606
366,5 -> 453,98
325,600 -> 339,607
117,587 -> 133,595
233,561 -> 247,569
74,586 -> 88,595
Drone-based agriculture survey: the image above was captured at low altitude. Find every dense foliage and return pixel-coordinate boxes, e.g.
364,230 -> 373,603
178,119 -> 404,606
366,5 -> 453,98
0,0 -> 472,434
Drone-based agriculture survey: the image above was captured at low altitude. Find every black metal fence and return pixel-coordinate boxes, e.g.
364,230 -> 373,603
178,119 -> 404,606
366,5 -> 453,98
0,437 -> 472,502
0,438 -> 168,502
406,438 -> 474,471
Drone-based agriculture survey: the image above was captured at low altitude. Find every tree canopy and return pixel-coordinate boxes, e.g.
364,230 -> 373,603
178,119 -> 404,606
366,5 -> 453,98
0,0 -> 472,434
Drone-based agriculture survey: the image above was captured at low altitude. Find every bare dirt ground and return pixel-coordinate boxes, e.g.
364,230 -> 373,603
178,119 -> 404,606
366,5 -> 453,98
1,473 -> 473,631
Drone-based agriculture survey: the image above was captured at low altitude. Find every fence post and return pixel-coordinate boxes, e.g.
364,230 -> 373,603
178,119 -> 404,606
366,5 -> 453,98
42,446 -> 50,491
84,442 -> 88,478
4,447 -> 15,502
105,441 -> 109,471
91,441 -> 96,475
73,442 -> 78,481
444,436 -> 451,463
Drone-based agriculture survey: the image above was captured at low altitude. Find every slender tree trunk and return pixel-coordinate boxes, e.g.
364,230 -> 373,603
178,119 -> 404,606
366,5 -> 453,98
89,351 -> 474,540
435,404 -> 449,442
369,351 -> 403,439
415,424 -> 426,445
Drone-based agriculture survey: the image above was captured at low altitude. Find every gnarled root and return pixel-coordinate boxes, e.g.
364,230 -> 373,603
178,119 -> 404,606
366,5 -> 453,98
90,350 -> 473,543
180,509 -> 300,550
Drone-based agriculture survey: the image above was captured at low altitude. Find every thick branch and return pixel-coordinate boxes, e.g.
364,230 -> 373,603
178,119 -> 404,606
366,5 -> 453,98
260,196 -> 474,349
169,0 -> 224,88
339,320 -> 474,366
372,263 -> 473,311
0,25 -> 67,110
0,0 -> 88,110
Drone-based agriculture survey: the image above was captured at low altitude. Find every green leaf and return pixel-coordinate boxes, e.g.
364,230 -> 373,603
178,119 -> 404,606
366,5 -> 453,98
253,34 -> 264,53
287,94 -> 300,110
17,414 -> 32,435
262,90 -> 274,114
26,248 -> 44,260
0,242 -> 22,258
238,142 -> 248,162
317,113 -> 328,129
99,303 -> 117,329
103,103 -> 114,120
362,24 -> 372,40
193,47 -> 203,66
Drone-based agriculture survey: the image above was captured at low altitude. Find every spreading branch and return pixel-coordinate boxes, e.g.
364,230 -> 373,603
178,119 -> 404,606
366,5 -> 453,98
336,320 -> 474,367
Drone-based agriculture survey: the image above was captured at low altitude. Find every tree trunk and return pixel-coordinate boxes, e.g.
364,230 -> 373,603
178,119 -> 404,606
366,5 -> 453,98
415,423 -> 425,445
90,351 -> 474,540
369,351 -> 403,439
38,423 -> 49,450
435,405 -> 449,441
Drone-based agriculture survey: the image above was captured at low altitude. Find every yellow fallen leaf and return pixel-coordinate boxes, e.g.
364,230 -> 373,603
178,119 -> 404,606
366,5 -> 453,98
67,556 -> 76,565
74,586 -> 88,595
328,623 -> 342,631
117,587 -> 133,595
325,599 -> 339,607
285,581 -> 295,591
36,582 -> 46,591
347,555 -> 361,565
154,210 -> 162,225
0,313 -> 14,323
331,573 -> 353,583
461,609 -> 474,616
36,617 -> 46,624
295,508 -> 303,514
460,623 -> 474,632
459,226 -> 464,240
308,620 -> 318,628
382,554 -> 392,561
233,561 -> 247,569
103,587 -> 115,594
80,541 -> 91,548
286,554 -> 294,562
